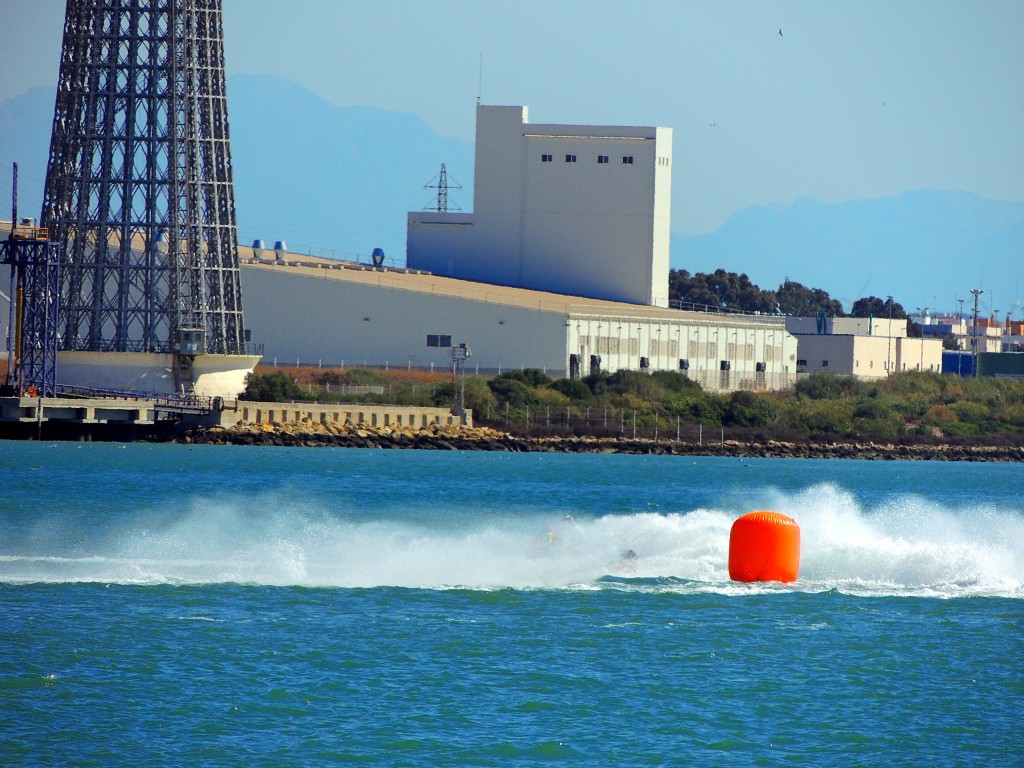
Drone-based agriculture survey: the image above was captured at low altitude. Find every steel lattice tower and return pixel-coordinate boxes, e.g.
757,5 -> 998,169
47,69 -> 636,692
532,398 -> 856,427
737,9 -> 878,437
40,0 -> 245,372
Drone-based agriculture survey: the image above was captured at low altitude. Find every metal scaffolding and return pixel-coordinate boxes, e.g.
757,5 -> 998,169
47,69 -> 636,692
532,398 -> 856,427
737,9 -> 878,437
40,0 -> 245,390
2,227 -> 61,397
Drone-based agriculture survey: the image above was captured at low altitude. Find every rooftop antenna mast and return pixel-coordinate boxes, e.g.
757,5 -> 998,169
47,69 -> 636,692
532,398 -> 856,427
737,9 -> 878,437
423,164 -> 462,213
10,162 -> 17,232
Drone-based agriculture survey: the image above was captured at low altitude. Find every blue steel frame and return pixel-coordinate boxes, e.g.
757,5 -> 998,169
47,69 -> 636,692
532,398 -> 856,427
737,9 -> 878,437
1,235 -> 61,396
40,0 -> 245,361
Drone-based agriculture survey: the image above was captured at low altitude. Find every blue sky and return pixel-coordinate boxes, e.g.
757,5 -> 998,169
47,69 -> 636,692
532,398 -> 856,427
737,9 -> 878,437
1,0 -> 1022,237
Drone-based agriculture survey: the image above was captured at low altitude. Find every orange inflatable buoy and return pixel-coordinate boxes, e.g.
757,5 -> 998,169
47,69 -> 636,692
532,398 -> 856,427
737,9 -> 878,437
728,511 -> 800,583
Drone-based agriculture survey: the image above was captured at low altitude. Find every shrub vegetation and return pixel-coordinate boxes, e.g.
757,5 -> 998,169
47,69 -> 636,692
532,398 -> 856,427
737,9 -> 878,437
240,366 -> 1024,444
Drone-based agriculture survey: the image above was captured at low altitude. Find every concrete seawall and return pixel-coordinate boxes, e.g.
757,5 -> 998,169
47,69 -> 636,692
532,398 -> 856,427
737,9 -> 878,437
223,402 -> 471,430
0,395 -> 470,440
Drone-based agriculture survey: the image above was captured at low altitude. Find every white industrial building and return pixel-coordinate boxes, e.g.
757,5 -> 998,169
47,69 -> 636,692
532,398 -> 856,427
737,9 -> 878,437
407,105 -> 672,307
238,246 -> 796,391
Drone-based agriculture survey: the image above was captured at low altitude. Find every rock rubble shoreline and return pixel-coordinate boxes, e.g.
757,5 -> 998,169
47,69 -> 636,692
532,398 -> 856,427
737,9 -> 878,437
166,420 -> 1024,462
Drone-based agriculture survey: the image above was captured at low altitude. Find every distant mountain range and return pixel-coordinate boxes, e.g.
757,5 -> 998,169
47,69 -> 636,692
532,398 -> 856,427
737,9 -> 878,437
227,74 -> 474,264
2,74 -> 1021,314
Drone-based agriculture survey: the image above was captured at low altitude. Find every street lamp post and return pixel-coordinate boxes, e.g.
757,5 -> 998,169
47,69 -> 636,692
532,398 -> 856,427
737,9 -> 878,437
916,307 -> 928,371
970,289 -> 984,377
886,296 -> 894,375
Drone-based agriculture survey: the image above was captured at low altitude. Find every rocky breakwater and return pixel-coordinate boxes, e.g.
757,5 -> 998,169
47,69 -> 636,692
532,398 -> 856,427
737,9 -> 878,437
171,419 -> 1023,462
178,418 -> 525,451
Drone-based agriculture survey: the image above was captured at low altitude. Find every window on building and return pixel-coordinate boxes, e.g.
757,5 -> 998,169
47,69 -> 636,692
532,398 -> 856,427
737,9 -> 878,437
541,154 -> 552,162
598,155 -> 609,164
797,359 -> 807,367
565,154 -> 576,163
822,360 -> 829,367
622,156 -> 634,164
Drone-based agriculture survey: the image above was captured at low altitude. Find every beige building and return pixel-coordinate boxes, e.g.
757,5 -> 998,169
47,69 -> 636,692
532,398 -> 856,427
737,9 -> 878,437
787,316 -> 942,379
919,314 -> 1004,353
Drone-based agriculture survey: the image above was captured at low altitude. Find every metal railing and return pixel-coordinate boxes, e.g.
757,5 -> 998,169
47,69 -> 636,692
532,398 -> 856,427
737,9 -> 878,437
53,383 -> 214,412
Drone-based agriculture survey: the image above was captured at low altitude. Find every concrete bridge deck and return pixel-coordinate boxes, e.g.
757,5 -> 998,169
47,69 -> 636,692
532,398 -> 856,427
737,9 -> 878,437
1,396 -> 162,426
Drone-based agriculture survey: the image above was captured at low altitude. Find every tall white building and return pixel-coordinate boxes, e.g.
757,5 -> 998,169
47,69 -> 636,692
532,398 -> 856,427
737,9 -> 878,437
407,105 -> 672,307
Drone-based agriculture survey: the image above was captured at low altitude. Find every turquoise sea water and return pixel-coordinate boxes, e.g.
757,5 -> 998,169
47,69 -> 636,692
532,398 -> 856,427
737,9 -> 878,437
1,443 -> 1022,766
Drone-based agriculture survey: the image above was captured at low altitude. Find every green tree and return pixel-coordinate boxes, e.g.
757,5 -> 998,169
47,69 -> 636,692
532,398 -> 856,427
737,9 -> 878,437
240,371 -> 306,402
723,391 -> 778,427
487,376 -> 542,408
669,269 -> 777,313
775,280 -> 844,317
550,378 -> 591,400
850,296 -> 907,319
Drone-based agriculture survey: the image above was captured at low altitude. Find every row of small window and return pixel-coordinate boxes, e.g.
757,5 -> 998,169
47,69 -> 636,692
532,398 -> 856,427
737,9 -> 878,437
541,154 -> 634,164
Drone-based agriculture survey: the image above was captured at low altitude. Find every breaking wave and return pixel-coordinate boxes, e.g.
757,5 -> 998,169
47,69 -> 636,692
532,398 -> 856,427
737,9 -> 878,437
2,483 -> 1021,598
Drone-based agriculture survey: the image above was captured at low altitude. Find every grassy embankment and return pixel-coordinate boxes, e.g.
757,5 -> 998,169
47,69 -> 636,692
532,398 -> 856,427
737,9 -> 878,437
241,366 -> 1024,447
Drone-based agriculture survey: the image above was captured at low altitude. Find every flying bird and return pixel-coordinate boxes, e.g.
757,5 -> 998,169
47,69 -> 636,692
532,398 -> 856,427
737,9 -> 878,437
778,28 -> 783,36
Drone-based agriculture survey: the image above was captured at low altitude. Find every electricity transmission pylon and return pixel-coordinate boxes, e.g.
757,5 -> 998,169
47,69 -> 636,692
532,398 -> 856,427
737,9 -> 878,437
423,163 -> 462,213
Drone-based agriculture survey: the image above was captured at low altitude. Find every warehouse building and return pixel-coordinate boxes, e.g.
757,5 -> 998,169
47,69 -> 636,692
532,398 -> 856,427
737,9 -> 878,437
238,245 -> 797,391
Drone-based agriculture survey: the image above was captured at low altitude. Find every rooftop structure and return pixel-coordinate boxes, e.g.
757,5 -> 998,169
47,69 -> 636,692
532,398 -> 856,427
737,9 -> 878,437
407,105 -> 672,307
